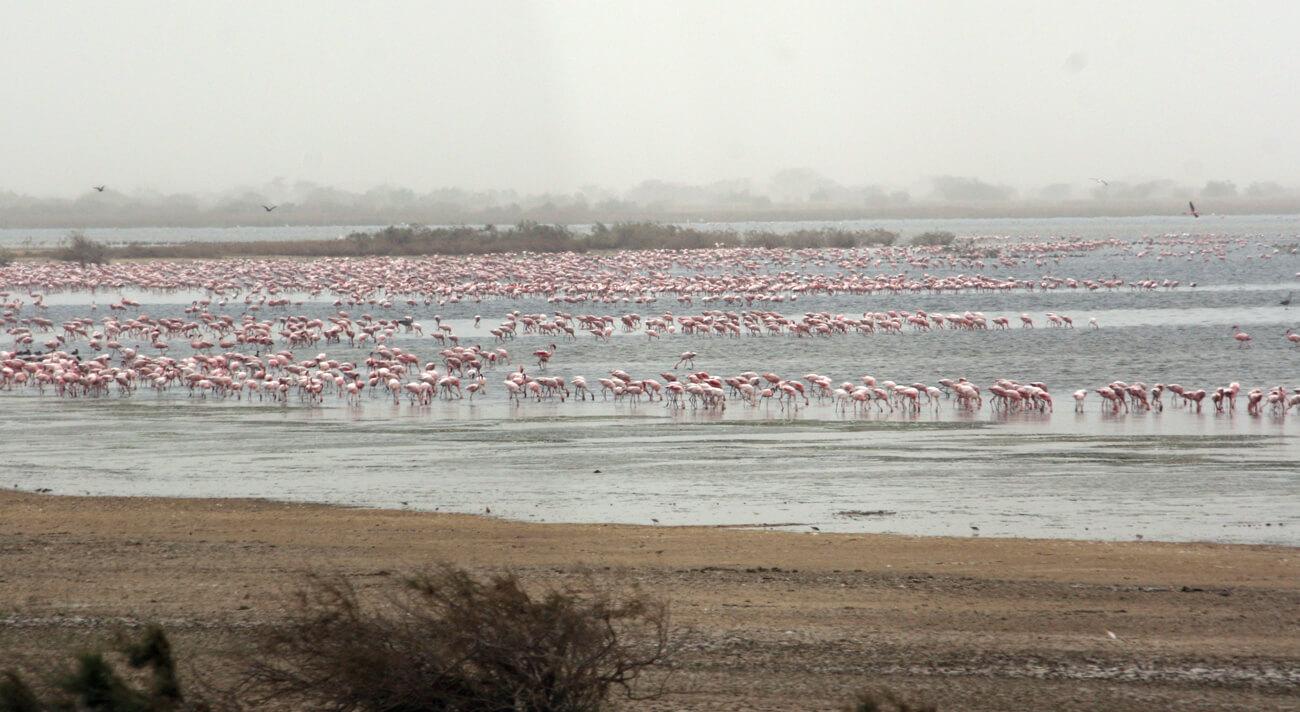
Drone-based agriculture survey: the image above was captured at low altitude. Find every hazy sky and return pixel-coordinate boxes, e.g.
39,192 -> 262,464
2,1 -> 1297,197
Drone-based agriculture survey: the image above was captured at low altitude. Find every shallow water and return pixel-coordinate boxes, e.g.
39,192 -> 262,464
2,217 -> 1299,545
2,397 -> 1296,544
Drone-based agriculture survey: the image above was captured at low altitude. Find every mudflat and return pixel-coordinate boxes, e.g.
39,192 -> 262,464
1,491 -> 1296,710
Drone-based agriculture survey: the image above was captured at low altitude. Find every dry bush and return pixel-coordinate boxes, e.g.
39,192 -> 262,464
56,231 -> 110,266
0,625 -> 200,712
239,565 -> 677,712
95,222 -> 905,259
846,686 -> 938,712
585,222 -> 735,251
909,231 -> 956,247
0,672 -> 41,712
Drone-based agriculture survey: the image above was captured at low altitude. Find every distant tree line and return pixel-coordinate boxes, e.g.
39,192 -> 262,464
2,175 -> 1297,228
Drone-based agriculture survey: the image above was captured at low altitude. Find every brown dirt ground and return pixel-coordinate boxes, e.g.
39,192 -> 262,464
1,491 -> 1297,710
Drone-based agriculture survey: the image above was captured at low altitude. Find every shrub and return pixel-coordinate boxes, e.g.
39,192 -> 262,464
910,231 -> 956,247
0,625 -> 199,712
86,223 -> 906,259
859,228 -> 899,246
736,228 -> 897,249
56,231 -> 109,266
240,565 -> 677,712
744,231 -> 787,249
846,686 -> 938,712
584,222 -> 736,251
0,671 -> 41,712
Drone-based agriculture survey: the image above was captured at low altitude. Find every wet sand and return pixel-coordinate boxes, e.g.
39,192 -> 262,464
0,491 -> 1296,710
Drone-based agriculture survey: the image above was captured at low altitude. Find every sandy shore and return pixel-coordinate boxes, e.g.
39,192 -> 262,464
1,490 -> 1296,710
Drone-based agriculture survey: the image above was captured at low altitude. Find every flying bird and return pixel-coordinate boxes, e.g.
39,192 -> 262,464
92,185 -> 106,192
1187,201 -> 1199,218
262,204 -> 278,212
1090,178 -> 1109,187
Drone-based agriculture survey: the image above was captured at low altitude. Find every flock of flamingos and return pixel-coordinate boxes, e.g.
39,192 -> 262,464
2,235 -> 1299,418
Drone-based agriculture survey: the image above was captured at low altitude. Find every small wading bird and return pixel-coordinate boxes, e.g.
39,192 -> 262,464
1187,201 -> 1200,218
92,185 -> 106,192
1231,325 -> 1252,348
1281,291 -> 1293,307
262,204 -> 277,212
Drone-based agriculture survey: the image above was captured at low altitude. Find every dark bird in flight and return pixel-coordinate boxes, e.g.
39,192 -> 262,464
1187,201 -> 1199,218
262,204 -> 277,212
92,185 -> 106,192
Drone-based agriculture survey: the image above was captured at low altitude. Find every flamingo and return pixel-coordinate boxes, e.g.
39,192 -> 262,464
533,343 -> 557,369
1231,325 -> 1252,348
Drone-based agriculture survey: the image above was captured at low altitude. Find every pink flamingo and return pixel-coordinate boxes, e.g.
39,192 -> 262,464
533,343 -> 557,369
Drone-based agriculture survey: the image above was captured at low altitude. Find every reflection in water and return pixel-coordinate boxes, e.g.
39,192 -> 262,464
0,396 -> 1294,545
